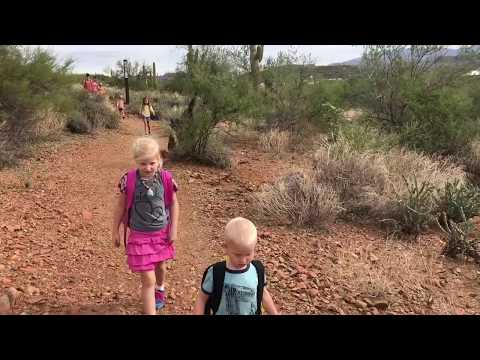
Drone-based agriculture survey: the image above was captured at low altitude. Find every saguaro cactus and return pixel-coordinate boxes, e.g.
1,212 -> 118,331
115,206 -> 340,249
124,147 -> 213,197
249,45 -> 264,87
152,62 -> 156,89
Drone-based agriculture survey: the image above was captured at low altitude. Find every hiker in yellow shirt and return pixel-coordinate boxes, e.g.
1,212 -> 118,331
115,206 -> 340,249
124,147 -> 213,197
140,96 -> 155,135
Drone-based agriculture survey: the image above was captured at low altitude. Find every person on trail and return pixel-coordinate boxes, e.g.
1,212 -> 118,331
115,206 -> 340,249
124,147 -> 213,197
112,137 -> 179,315
83,73 -> 92,92
140,96 -> 155,136
193,217 -> 279,315
91,77 -> 99,94
97,82 -> 105,96
116,94 -> 126,119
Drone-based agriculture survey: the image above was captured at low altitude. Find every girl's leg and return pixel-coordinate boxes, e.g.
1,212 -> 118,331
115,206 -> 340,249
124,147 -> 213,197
155,261 -> 167,288
143,118 -> 148,135
147,120 -> 151,135
140,270 -> 156,315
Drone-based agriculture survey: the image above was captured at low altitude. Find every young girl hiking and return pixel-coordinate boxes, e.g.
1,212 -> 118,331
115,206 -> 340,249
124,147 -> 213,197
140,96 -> 155,135
112,137 -> 179,314
116,94 -> 126,119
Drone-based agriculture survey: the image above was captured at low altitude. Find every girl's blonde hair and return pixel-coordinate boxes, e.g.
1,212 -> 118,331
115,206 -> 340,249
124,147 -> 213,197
132,137 -> 160,161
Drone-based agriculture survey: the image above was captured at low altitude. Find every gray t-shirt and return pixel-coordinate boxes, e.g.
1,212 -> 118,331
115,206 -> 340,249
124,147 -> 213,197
130,171 -> 168,232
201,263 -> 267,315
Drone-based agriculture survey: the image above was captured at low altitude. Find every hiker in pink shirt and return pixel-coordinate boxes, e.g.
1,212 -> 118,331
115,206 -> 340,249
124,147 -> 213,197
91,77 -> 99,93
112,137 -> 179,315
83,73 -> 92,92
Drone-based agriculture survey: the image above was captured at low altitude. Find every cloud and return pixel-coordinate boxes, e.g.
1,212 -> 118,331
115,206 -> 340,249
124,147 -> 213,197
34,45 -> 422,74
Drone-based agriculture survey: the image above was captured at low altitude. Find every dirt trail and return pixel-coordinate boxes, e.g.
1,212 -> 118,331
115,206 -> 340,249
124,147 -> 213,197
2,111 -> 480,315
0,116 -> 220,314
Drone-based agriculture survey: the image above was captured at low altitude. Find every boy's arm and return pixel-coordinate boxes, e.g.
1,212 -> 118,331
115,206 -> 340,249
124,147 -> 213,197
193,291 -> 209,315
169,192 -> 179,242
262,288 -> 279,315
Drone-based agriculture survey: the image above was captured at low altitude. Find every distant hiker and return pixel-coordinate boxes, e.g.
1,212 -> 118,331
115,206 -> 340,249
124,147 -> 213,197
112,137 -> 179,315
97,82 -> 105,96
116,94 -> 126,119
83,73 -> 92,92
193,217 -> 279,315
91,77 -> 99,93
140,96 -> 155,135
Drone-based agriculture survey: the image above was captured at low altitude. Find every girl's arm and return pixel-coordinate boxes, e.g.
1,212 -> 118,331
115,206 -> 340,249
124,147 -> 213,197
193,291 -> 209,315
262,288 -> 279,315
169,192 -> 179,242
112,193 -> 126,247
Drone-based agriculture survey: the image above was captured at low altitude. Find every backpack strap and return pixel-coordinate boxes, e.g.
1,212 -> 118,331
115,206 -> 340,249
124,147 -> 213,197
160,169 -> 174,209
122,169 -> 137,248
203,261 -> 226,315
251,260 -> 265,315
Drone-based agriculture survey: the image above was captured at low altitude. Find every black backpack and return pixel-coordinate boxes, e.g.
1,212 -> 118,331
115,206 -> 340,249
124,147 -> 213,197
201,260 -> 265,315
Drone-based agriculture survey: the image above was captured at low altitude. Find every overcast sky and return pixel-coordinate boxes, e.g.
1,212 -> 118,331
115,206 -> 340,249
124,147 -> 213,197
36,45 -> 367,75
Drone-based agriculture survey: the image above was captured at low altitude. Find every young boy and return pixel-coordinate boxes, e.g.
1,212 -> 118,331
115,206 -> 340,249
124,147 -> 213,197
193,217 -> 279,315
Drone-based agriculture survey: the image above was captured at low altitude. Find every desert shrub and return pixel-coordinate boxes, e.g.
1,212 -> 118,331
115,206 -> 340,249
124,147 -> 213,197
0,46 -> 73,142
253,171 -> 342,227
388,176 -> 436,238
334,120 -> 399,152
66,111 -> 91,134
461,140 -> 480,185
435,179 -> 480,223
172,131 -> 232,169
437,211 -> 480,263
312,140 -> 465,230
67,90 -> 119,133
259,129 -> 290,155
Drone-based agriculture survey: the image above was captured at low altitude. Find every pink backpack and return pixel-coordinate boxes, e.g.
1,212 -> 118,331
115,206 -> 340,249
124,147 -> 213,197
122,169 -> 174,247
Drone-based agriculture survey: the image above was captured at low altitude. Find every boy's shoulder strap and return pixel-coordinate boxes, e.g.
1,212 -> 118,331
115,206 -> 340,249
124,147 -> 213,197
160,169 -> 174,209
203,261 -> 227,315
251,260 -> 265,315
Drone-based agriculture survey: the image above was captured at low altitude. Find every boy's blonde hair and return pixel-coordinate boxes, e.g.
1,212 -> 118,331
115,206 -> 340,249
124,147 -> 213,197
225,217 -> 257,248
132,137 -> 160,161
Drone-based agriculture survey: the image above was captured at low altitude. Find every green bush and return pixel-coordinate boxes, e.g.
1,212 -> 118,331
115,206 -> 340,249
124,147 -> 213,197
334,119 -> 399,152
68,90 -> 119,133
0,46 -> 74,142
435,179 -> 480,223
397,88 -> 480,155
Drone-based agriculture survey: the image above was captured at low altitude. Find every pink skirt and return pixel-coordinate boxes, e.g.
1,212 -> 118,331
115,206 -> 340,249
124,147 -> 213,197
126,228 -> 176,272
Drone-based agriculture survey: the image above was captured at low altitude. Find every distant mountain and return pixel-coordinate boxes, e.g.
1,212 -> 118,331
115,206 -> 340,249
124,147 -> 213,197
331,47 -> 462,66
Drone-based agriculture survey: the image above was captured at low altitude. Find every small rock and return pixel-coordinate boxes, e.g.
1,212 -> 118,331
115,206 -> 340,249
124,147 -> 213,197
369,254 -> 379,263
372,300 -> 389,310
355,300 -> 368,309
371,307 -> 379,315
6,287 -> 20,305
0,294 -> 11,314
308,289 -> 319,298
26,285 -> 39,296
82,210 -> 93,222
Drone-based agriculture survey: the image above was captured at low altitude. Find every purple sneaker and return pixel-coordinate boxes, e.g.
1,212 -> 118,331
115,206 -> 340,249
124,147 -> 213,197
155,289 -> 165,310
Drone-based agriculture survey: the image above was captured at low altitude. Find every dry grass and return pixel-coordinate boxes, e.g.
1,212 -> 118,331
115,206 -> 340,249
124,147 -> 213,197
30,108 -> 66,140
312,140 -> 466,219
321,235 -> 460,313
461,140 -> 480,184
260,129 -> 290,155
253,170 -> 342,227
